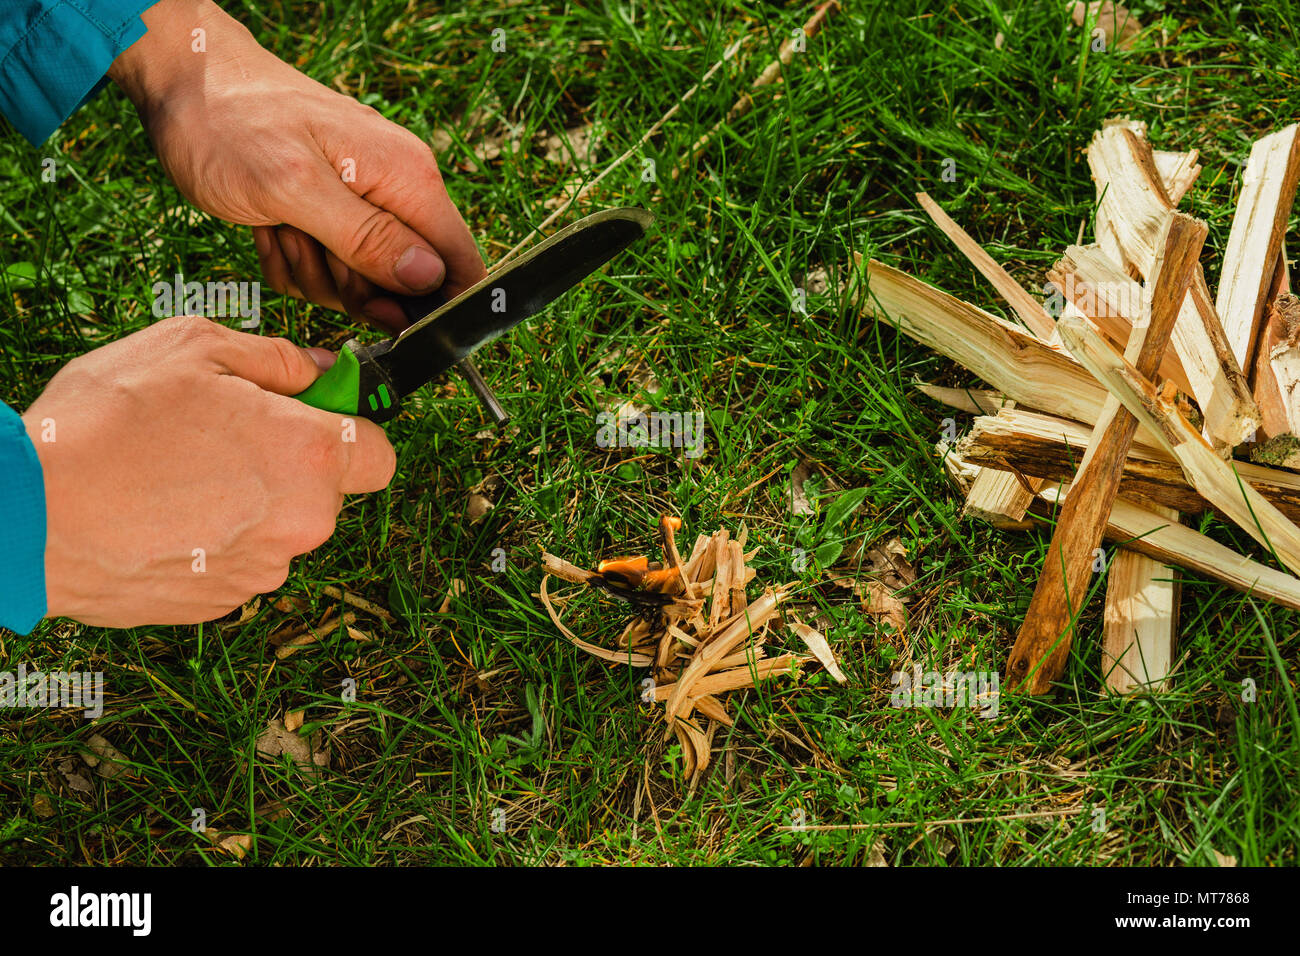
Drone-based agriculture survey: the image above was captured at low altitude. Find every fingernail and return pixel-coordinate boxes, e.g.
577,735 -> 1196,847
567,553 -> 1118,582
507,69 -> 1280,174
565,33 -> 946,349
394,245 -> 445,292
307,348 -> 338,370
282,232 -> 300,269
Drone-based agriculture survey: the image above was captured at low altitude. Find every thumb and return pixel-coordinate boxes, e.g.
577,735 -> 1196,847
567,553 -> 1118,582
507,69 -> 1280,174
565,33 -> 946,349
205,324 -> 337,396
288,171 -> 447,295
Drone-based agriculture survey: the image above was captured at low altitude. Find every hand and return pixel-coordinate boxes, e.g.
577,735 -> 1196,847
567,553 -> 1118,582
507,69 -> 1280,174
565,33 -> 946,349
22,317 -> 396,627
109,0 -> 487,333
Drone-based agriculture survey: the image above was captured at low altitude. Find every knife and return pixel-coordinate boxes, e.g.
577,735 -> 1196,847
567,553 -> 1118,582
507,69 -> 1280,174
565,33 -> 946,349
294,206 -> 654,423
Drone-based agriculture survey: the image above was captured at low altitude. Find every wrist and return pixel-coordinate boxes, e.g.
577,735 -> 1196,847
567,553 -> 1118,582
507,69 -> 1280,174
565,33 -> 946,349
108,0 -> 253,115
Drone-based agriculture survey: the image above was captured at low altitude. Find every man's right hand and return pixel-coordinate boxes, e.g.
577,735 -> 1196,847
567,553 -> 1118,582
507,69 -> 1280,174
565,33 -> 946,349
21,317 -> 396,627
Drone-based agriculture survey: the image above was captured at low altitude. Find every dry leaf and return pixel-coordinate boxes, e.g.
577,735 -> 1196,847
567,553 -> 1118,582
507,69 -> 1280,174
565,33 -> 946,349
438,579 -> 466,614
83,734 -> 132,780
58,758 -> 93,794
284,709 -> 305,733
236,597 -> 261,624
467,493 -> 494,521
255,719 -> 329,775
859,580 -> 908,633
32,793 -> 55,818
217,832 -> 253,860
859,536 -> 916,592
1071,1 -> 1142,50
790,461 -> 816,516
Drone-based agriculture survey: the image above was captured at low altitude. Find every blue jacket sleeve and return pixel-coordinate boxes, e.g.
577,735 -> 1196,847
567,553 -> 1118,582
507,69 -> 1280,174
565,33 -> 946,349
0,1 -> 157,145
0,402 -> 46,633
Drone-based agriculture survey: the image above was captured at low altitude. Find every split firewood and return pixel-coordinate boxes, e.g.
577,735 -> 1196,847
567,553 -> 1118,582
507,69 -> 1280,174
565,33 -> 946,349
1088,120 -> 1174,279
1034,482 -> 1300,613
915,191 -> 1056,339
1086,121 -> 1259,450
1057,310 -> 1300,575
1152,149 -> 1203,205
1251,289 -> 1300,469
1102,505 -> 1179,694
913,192 -> 1053,524
944,443 -> 1300,613
863,257 -> 1160,447
1216,125 -> 1300,374
958,406 -> 1300,523
1007,212 -> 1206,694
913,382 -> 1013,416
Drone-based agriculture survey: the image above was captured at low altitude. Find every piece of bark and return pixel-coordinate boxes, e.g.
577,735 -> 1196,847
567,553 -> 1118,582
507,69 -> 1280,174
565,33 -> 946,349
1216,124 -> 1300,373
1102,504 -> 1179,694
915,191 -> 1056,339
1057,310 -> 1300,575
958,406 -> 1300,524
1008,212 -> 1206,694
863,257 -> 1160,446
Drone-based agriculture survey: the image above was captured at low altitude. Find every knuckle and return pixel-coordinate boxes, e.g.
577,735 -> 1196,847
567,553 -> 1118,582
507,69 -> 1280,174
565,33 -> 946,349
265,335 -> 307,384
301,426 -> 346,478
344,207 -> 400,261
160,314 -> 222,345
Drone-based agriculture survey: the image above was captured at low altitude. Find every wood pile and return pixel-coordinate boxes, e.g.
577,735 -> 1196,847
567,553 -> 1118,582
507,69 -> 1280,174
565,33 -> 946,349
860,117 -> 1300,695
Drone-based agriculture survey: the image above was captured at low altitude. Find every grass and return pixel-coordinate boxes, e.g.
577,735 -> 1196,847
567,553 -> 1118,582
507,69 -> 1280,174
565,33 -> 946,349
1,0 -> 1298,865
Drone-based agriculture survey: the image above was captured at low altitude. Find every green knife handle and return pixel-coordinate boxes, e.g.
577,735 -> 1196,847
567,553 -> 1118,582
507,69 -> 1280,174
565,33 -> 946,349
294,338 -> 402,423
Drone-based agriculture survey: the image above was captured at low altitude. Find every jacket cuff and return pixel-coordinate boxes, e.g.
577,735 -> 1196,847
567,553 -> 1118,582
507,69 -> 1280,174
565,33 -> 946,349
0,402 -> 47,633
0,1 -> 155,145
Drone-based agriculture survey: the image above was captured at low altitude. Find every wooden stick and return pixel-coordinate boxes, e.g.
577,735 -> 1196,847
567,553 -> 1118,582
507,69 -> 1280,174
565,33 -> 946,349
1057,311 -> 1300,576
949,438 -> 1300,611
915,191 -> 1055,339
1034,482 -> 1300,612
1216,124 -> 1300,372
862,257 -> 1160,446
1008,212 -> 1206,694
959,406 -> 1300,523
1102,505 -> 1179,694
